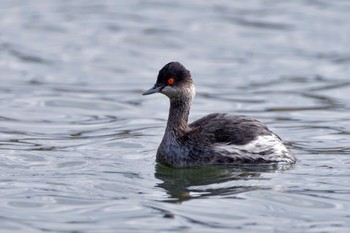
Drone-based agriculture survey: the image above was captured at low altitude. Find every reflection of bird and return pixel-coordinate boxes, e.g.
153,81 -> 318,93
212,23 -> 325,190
155,164 -> 265,203
143,62 -> 296,168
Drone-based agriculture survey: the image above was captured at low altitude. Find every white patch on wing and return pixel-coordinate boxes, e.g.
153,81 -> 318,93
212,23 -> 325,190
214,134 -> 294,162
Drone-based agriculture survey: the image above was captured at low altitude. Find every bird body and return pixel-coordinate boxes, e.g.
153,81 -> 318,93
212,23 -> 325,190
143,62 -> 296,168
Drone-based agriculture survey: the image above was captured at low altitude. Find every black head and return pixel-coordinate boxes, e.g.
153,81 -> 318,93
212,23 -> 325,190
143,62 -> 194,98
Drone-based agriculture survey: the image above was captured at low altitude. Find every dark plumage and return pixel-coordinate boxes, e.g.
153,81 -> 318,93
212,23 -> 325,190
189,113 -> 272,145
143,62 -> 296,168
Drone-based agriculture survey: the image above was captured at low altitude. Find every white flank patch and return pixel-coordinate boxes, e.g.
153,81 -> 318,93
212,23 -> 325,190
214,134 -> 292,162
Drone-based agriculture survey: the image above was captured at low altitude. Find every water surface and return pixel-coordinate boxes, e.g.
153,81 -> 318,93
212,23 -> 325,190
0,0 -> 350,232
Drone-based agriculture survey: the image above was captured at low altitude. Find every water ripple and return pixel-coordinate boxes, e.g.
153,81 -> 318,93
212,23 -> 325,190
0,0 -> 350,232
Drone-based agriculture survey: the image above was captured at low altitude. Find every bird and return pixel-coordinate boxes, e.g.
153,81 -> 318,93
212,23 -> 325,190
143,62 -> 296,168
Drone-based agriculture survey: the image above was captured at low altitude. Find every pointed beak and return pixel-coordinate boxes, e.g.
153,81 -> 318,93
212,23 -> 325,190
142,84 -> 163,95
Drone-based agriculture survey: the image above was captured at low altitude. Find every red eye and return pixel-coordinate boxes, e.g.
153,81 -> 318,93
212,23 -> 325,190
167,78 -> 174,85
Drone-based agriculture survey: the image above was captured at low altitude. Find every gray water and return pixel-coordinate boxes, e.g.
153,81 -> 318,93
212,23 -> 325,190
0,0 -> 350,232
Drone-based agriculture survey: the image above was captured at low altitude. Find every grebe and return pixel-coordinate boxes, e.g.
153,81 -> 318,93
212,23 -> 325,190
143,62 -> 296,168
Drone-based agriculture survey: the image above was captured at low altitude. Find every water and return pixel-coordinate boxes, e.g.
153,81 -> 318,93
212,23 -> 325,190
0,0 -> 350,232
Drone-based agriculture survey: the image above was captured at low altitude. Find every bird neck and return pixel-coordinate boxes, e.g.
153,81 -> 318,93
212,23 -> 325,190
166,96 -> 193,134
